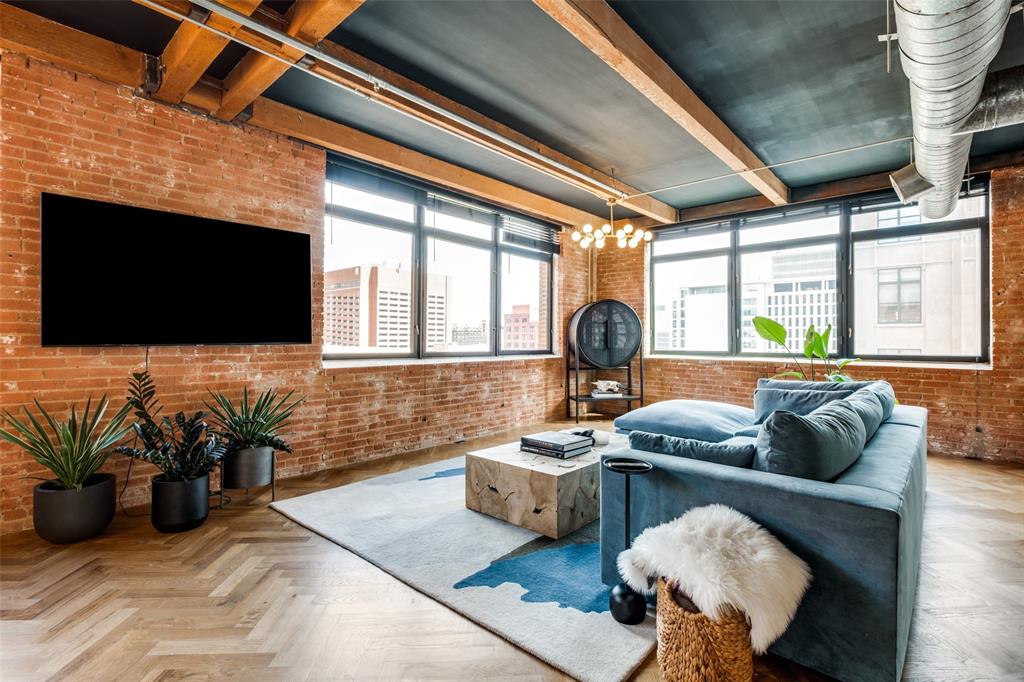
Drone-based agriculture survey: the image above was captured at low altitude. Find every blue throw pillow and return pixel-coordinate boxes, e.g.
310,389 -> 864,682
859,381 -> 896,421
756,378 -> 876,392
614,399 -> 755,443
628,431 -> 755,468
753,387 -> 856,423
846,388 -> 885,441
754,399 -> 867,481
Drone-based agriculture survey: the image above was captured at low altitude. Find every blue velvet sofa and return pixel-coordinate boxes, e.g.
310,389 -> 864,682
601,385 -> 926,682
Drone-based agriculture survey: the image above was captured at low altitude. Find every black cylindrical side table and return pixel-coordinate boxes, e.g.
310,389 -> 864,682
603,456 -> 654,624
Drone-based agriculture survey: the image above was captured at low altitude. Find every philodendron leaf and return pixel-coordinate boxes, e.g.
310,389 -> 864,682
803,325 -> 817,359
752,316 -> 787,346
836,357 -> 860,369
811,332 -> 828,361
821,324 -> 832,352
771,371 -> 806,380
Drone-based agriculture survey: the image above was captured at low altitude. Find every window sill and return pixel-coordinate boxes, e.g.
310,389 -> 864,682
323,353 -> 560,370
645,354 -> 992,371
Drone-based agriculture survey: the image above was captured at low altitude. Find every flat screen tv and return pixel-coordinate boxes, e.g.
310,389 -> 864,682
41,193 -> 312,346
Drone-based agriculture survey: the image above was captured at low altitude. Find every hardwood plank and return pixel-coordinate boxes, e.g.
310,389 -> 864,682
533,0 -> 789,206
1,420 -> 1021,681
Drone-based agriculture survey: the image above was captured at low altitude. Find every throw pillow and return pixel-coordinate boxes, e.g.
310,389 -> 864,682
754,399 -> 867,481
614,399 -> 756,443
753,387 -> 856,423
756,378 -> 876,392
845,388 -> 885,441
628,431 -> 755,468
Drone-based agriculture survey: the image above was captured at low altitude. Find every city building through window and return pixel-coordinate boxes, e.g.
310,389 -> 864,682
324,158 -> 556,358
650,181 -> 989,362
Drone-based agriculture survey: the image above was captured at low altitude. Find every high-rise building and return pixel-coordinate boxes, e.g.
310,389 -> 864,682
502,304 -> 539,350
324,266 -> 449,352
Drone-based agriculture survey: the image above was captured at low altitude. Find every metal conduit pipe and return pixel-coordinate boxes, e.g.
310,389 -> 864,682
894,0 -> 1011,218
957,64 -> 1024,133
185,0 -> 630,201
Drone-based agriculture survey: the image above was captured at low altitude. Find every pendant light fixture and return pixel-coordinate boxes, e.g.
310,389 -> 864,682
570,198 -> 653,250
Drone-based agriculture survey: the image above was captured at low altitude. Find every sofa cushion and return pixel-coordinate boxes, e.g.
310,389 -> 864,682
754,399 -> 867,481
845,388 -> 885,442
754,387 -> 856,423
732,423 -> 762,439
628,431 -> 755,468
614,399 -> 755,443
859,381 -> 897,421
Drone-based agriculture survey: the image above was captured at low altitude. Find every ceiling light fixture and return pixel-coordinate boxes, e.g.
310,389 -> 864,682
571,198 -> 653,250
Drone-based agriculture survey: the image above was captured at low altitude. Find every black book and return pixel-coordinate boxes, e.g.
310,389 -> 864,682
521,431 -> 593,452
521,443 -> 591,459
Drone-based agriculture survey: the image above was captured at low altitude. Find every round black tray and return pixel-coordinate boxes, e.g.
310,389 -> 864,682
603,457 -> 653,475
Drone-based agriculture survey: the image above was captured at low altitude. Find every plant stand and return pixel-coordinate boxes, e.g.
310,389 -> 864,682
217,447 -> 276,508
603,456 -> 654,624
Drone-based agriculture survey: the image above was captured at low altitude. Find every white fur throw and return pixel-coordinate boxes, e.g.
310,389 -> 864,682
617,504 -> 811,653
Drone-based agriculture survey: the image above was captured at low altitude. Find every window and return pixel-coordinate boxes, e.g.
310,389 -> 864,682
650,180 -> 989,362
324,158 -> 556,358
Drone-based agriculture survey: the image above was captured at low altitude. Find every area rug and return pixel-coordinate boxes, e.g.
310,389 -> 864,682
270,455 -> 655,682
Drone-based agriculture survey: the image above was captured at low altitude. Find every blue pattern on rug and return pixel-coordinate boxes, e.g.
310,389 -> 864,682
454,542 -> 610,613
418,466 -> 465,481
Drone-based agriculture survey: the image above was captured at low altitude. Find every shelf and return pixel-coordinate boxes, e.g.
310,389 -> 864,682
568,394 -> 642,402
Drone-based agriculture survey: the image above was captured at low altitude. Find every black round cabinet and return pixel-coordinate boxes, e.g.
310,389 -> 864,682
567,300 -> 642,369
565,300 -> 644,423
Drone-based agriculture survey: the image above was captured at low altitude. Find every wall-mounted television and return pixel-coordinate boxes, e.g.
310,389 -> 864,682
40,193 -> 312,346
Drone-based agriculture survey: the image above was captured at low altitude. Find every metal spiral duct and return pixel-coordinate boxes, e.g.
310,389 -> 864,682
894,0 -> 1011,218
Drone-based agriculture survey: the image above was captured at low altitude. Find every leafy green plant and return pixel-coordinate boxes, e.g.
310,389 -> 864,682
0,397 -> 131,490
116,372 -> 226,480
205,387 -> 305,453
752,316 -> 859,382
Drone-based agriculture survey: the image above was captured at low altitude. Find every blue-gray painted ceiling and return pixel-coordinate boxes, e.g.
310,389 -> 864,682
9,0 -> 1024,216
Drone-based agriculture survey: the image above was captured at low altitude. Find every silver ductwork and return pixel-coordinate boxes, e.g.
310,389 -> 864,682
894,0 -> 1012,218
958,65 -> 1024,133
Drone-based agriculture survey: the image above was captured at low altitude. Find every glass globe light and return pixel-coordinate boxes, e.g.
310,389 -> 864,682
583,223 -> 594,234
643,231 -> 653,242
624,224 -> 634,234
634,229 -> 645,240
594,238 -> 605,249
602,223 -> 613,234
571,231 -> 582,242
628,239 -> 639,248
617,238 -> 627,248
615,228 -> 626,239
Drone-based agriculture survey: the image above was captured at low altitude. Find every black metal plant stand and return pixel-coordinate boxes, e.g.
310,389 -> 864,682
603,456 -> 654,624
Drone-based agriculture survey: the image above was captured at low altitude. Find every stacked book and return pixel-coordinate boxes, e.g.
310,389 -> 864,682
520,431 -> 593,459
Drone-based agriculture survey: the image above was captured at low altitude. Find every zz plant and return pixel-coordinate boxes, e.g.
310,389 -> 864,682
0,397 -> 131,490
205,387 -> 305,454
116,372 -> 226,480
752,316 -> 859,383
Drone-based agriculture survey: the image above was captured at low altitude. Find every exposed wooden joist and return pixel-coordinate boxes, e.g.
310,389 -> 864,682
0,3 -> 145,86
215,0 -> 364,120
533,0 -> 790,207
0,1 -> 602,228
676,148 -> 1024,223
139,0 -> 262,104
247,98 -> 602,227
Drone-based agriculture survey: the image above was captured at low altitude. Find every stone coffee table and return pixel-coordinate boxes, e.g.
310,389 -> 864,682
465,433 -> 628,539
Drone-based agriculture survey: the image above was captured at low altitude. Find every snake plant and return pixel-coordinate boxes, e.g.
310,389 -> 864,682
205,387 -> 305,453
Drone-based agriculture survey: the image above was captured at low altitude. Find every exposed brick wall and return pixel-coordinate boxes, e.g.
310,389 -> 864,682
0,56 -> 588,533
592,165 -> 1024,463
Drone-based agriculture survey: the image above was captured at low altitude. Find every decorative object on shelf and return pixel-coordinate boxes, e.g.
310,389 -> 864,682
566,300 -> 644,423
618,504 -> 811,681
592,379 -> 624,395
603,456 -> 654,625
206,387 -> 305,501
0,396 -> 131,544
570,198 -> 655,250
751,316 -> 860,382
117,372 -> 227,533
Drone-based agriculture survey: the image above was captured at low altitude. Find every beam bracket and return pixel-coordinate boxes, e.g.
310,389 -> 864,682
235,103 -> 254,124
141,54 -> 162,95
187,5 -> 212,24
296,54 -> 317,69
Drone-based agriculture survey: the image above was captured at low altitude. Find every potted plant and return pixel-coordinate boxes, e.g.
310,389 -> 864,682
206,387 -> 304,498
116,372 -> 226,533
751,317 -> 859,382
0,397 -> 131,543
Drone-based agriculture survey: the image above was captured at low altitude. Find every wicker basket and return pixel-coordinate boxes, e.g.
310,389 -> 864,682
655,577 -> 753,682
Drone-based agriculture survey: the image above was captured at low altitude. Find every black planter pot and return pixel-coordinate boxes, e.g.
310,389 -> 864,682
151,473 -> 209,533
222,446 -> 274,490
33,473 -> 115,544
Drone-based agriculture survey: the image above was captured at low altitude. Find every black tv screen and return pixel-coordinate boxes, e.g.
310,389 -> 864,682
41,193 -> 312,346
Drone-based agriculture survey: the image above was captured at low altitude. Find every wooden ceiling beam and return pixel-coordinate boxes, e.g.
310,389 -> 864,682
533,0 -> 790,207
0,3 -> 145,86
0,2 -> 602,228
215,0 -> 364,120
140,0 -> 263,104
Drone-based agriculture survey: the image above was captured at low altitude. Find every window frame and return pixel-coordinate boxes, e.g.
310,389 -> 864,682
323,158 -> 556,360
649,179 -> 990,363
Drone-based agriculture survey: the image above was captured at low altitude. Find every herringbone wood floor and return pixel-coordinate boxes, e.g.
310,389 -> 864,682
1,419 -> 1022,681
